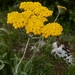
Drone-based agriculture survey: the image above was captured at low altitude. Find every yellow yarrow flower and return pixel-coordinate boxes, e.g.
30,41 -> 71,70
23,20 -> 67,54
7,2 -> 63,38
7,11 -> 19,24
19,2 -> 42,11
57,5 -> 67,14
25,16 -> 44,35
57,5 -> 67,10
20,2 -> 53,17
7,11 -> 27,29
41,22 -> 63,38
34,7 -> 53,17
7,2 -> 53,30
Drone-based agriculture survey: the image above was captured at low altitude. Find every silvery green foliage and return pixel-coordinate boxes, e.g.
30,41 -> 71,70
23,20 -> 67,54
0,27 -> 9,70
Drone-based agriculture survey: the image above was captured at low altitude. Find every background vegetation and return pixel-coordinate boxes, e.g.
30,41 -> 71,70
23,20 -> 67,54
0,0 -> 75,75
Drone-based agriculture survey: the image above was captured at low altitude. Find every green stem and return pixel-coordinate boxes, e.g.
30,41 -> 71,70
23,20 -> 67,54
24,50 -> 36,71
14,37 -> 30,75
54,12 -> 60,22
31,37 -> 41,39
24,37 -> 42,73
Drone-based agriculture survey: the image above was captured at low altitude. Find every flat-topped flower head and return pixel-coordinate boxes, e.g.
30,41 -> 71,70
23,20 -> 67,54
19,2 -> 42,11
57,5 -> 67,14
57,5 -> 67,10
19,2 -> 53,17
25,15 -> 44,35
41,22 -> 63,38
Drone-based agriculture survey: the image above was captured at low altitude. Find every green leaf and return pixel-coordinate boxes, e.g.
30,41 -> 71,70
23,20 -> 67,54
0,64 -> 5,70
21,72 -> 27,75
0,60 -> 4,63
0,53 -> 7,59
0,40 -> 7,47
0,28 -> 9,34
0,60 -> 5,70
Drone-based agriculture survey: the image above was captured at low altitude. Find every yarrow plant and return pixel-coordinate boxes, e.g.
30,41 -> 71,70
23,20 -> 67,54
7,2 -> 67,75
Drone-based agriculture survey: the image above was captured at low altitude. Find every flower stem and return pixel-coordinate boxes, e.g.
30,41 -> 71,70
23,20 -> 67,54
24,37 -> 42,73
24,49 -> 36,72
54,12 -> 60,22
14,37 -> 30,75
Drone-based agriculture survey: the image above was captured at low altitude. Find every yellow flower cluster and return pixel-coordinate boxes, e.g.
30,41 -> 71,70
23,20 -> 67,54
7,11 -> 34,29
19,2 -> 42,11
41,23 -> 63,38
57,5 -> 67,10
7,11 -> 25,29
19,2 -> 53,17
25,15 -> 44,35
7,2 -> 53,29
7,2 -> 63,38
